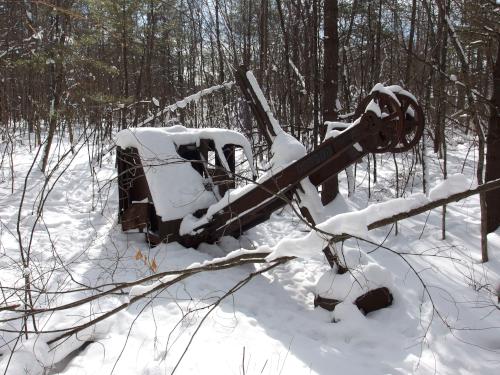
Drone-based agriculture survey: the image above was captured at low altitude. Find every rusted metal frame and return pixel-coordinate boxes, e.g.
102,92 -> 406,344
233,66 -> 323,232
178,189 -> 293,247
232,120 -> 367,214
234,66 -> 276,146
205,147 -> 362,253
212,190 -> 296,241
222,144 -> 236,189
121,203 -> 149,232
314,287 -> 393,314
308,146 -> 364,187
187,139 -> 236,197
234,66 -> 362,229
212,144 -> 236,196
117,146 -> 155,232
157,218 -> 183,243
188,118 -> 376,244
116,147 -> 128,218
118,148 -> 152,201
117,147 -> 141,218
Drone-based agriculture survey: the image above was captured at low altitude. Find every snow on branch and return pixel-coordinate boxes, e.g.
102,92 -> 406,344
445,16 -> 467,65
5,176 -> 500,348
267,175 -> 498,260
138,81 -> 235,127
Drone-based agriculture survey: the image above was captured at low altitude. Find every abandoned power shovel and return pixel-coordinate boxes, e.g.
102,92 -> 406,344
115,66 -> 425,315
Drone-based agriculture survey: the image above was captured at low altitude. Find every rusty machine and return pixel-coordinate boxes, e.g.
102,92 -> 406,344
116,66 -> 424,253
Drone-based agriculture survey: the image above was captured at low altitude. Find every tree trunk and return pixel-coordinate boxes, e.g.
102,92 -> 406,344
120,2 -> 129,130
405,0 -> 417,84
485,41 -> 500,236
41,1 -> 66,172
312,0 -> 320,148
258,0 -> 268,83
434,0 -> 449,240
321,0 -> 339,205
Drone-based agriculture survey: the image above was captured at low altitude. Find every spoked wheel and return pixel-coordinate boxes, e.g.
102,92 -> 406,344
390,93 -> 425,153
355,91 -> 404,154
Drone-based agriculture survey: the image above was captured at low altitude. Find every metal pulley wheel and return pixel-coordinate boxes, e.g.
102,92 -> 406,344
390,93 -> 425,153
355,91 -> 405,154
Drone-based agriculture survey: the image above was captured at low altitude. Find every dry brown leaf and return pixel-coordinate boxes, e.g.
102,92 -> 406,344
134,249 -> 143,260
150,258 -> 158,273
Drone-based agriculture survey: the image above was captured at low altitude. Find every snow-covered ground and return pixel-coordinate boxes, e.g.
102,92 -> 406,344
1,132 -> 499,375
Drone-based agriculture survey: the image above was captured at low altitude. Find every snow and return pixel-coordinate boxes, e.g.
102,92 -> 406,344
365,99 -> 382,117
129,275 -> 177,299
269,131 -> 306,168
385,85 -> 418,103
1,132 -> 500,375
315,256 -> 393,309
324,121 -> 349,133
116,126 -> 255,221
370,83 -> 401,106
138,82 -> 234,127
266,130 -> 323,224
179,116 -> 324,234
324,118 -> 362,142
296,178 -> 326,223
266,177 -> 480,262
429,173 -> 475,201
0,339 -> 49,375
246,71 -> 283,137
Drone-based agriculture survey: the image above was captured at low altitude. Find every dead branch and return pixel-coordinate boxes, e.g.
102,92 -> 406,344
171,259 -> 289,374
3,178 -> 499,347
366,178 -> 500,232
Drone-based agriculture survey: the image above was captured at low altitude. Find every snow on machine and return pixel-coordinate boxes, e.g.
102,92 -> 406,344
116,66 -> 424,249
115,66 -> 424,314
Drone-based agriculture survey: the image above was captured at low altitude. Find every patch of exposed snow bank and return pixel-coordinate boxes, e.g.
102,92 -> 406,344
0,339 -> 49,375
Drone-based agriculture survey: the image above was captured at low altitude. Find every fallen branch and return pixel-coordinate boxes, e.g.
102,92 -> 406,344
4,178 -> 499,346
171,258 -> 289,374
138,82 -> 234,127
0,252 -> 274,323
282,178 -> 500,255
0,304 -> 20,312
367,177 -> 500,232
44,257 -> 291,345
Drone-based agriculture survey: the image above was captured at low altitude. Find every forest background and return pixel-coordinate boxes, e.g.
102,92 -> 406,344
1,0 -> 499,249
